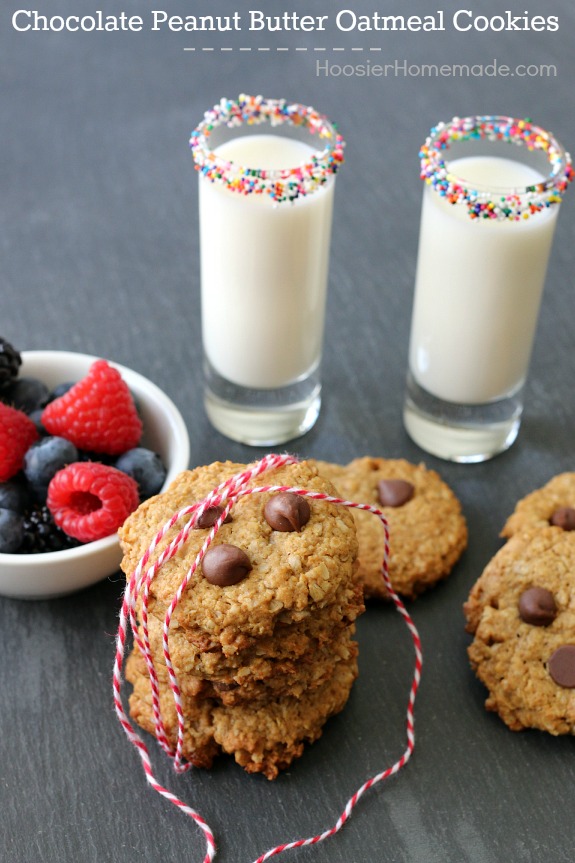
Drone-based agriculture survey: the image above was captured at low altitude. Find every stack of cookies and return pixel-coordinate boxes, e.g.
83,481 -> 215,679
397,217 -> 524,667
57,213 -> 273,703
119,459 -> 363,779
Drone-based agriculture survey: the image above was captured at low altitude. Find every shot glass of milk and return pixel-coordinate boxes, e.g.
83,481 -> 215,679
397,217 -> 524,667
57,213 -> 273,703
403,116 -> 572,462
190,95 -> 344,445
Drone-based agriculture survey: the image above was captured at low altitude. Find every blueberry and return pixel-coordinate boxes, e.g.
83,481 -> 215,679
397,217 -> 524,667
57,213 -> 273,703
24,436 -> 79,501
49,381 -> 75,401
29,407 -> 47,435
2,376 -> 50,413
0,507 -> 24,553
115,447 -> 167,500
0,477 -> 32,514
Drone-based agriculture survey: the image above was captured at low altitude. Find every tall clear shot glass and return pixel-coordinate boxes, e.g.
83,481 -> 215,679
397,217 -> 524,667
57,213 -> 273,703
190,95 -> 345,446
403,115 -> 573,462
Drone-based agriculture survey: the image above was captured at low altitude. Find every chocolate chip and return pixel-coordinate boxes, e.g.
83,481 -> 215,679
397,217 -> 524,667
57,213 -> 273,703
264,493 -> 311,532
548,645 -> 575,688
195,505 -> 231,529
549,507 -> 575,531
201,543 -> 251,586
213,681 -> 239,692
518,587 -> 557,626
377,479 -> 415,508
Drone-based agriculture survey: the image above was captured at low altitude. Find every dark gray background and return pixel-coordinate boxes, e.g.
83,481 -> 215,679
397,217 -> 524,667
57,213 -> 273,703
2,1 -> 574,861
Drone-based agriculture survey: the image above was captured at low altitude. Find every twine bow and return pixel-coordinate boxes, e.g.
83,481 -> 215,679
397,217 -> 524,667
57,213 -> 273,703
112,453 -> 423,862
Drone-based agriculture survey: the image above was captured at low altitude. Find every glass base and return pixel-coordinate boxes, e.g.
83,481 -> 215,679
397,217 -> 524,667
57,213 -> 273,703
403,372 -> 523,463
204,358 -> 321,446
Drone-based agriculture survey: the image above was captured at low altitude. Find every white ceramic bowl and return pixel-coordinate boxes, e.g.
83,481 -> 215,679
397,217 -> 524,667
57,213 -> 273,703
0,351 -> 190,600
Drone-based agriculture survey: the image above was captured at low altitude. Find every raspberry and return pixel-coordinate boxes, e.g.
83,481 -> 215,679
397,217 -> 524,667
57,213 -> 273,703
42,359 -> 143,456
47,462 -> 139,543
0,403 -> 39,482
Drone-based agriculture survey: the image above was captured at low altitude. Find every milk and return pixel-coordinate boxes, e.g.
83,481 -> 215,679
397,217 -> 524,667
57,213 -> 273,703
199,134 -> 335,390
408,156 -> 558,405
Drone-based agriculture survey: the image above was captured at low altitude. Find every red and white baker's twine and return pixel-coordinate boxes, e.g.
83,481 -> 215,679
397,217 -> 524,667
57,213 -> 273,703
112,453 -> 423,862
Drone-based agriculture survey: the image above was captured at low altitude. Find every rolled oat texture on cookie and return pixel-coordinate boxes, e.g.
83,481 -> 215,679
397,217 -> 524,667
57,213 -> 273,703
313,457 -> 467,600
501,472 -> 575,539
464,527 -> 575,735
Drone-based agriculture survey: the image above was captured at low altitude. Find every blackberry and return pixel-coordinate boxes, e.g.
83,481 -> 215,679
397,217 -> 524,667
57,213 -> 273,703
0,337 -> 22,389
20,505 -> 81,554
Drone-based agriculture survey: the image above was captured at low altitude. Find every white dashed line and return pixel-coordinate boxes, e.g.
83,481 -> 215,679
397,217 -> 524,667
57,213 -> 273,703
183,47 -> 375,53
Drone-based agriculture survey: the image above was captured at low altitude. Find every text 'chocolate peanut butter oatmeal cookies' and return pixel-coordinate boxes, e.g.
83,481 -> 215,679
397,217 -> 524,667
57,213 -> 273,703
313,457 -> 467,600
464,527 -> 575,735
119,458 -> 363,779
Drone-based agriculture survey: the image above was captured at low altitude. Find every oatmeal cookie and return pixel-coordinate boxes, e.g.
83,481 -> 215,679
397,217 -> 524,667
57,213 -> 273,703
501,472 -> 575,539
128,623 -> 358,705
126,650 -> 219,769
127,651 -> 358,780
120,460 -> 360,649
464,527 -> 575,735
314,457 -> 467,600
140,608 -> 361,684
211,658 -> 359,779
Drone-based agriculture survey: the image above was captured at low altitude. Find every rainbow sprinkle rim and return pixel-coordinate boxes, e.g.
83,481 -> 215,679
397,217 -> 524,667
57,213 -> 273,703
189,94 -> 345,204
420,115 -> 573,221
